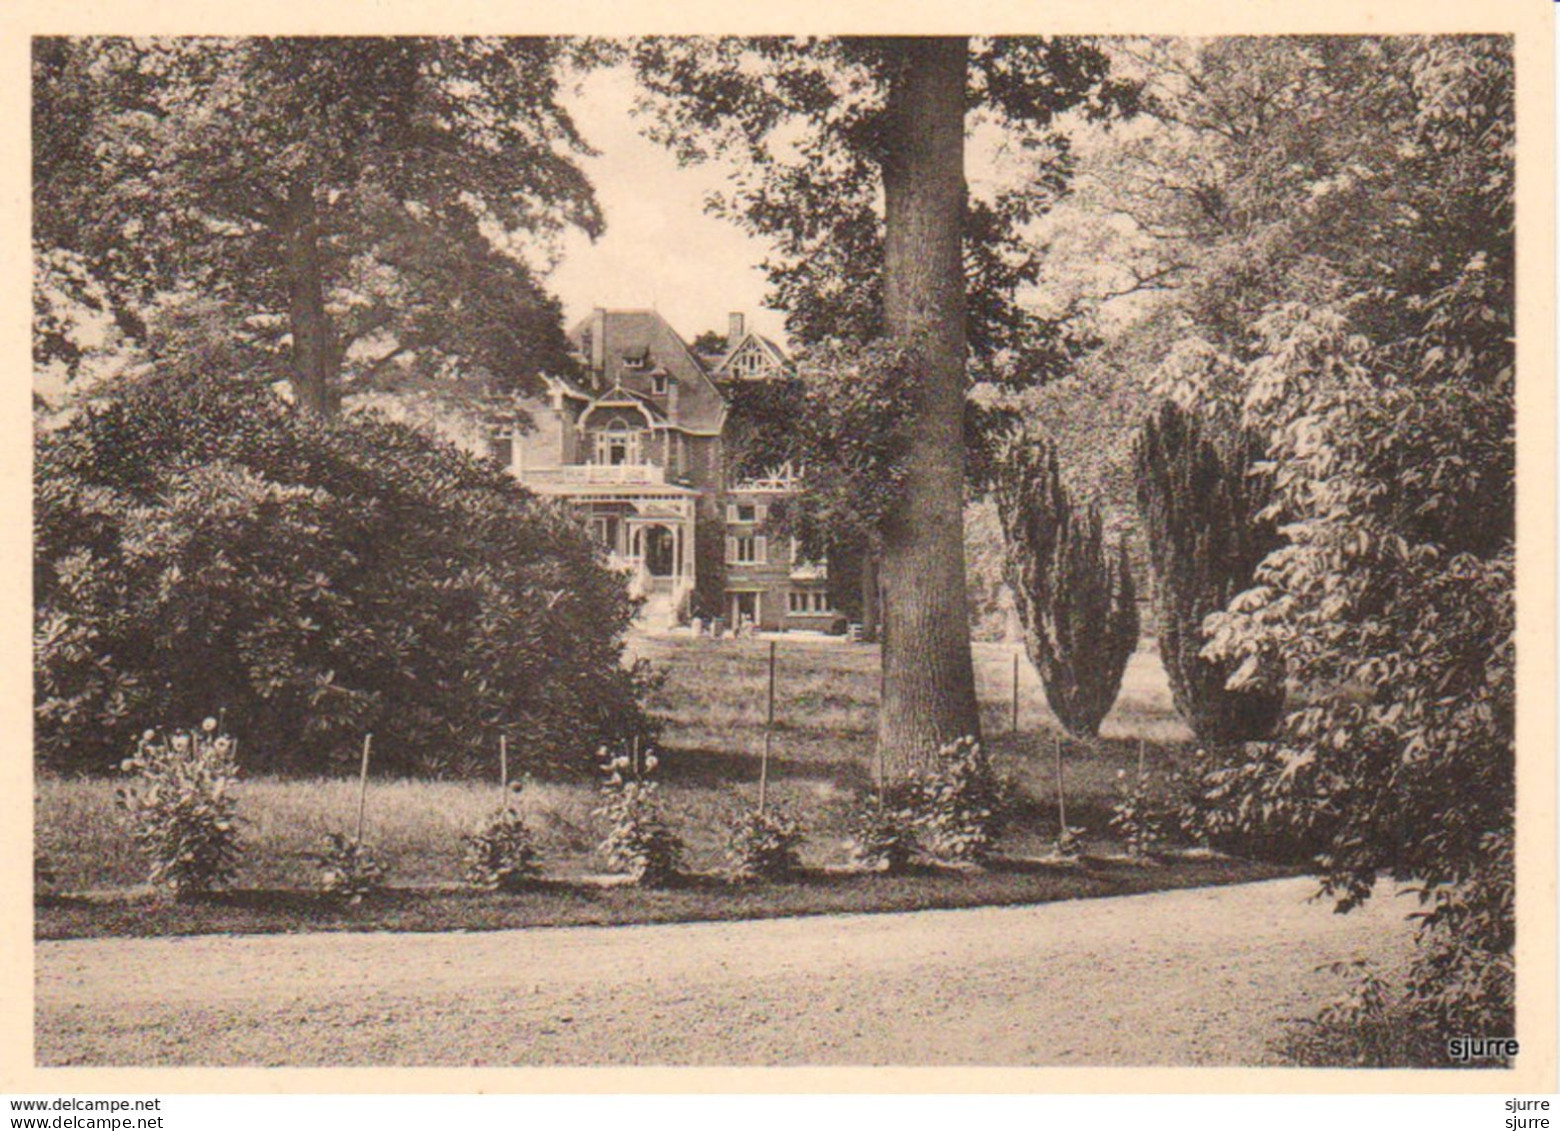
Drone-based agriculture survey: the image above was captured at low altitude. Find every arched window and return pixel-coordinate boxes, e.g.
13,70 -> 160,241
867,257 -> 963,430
595,416 -> 642,466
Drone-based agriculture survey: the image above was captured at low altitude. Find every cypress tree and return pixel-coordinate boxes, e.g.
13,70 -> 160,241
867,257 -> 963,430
995,432 -> 1139,739
1133,401 -> 1284,742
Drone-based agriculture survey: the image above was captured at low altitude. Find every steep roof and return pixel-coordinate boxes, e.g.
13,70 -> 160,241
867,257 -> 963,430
711,331 -> 792,380
568,309 -> 726,434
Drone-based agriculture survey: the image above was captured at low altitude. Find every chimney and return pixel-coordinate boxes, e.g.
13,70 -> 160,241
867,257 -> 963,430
590,308 -> 607,380
727,312 -> 745,347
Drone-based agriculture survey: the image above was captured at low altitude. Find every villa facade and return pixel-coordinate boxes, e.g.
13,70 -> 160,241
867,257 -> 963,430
489,309 -> 838,633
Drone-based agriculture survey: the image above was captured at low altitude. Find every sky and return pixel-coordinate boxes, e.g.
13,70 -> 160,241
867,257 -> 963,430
545,66 -> 791,349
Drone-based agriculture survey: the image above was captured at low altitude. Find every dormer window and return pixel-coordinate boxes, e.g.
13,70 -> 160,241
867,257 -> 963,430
622,348 -> 649,371
651,371 -> 670,396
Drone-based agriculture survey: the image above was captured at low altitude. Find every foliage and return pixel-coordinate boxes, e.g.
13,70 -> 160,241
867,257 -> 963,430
1087,38 -> 1515,1027
847,797 -> 919,875
306,832 -> 388,902
594,746 -> 683,887
690,508 -> 728,623
726,342 -> 919,558
907,736 -> 1012,864
35,371 -> 646,777
461,803 -> 542,892
724,805 -> 806,882
33,37 -> 600,410
1134,401 -> 1283,742
1279,960 -> 1480,1068
633,38 -> 1140,773
35,849 -> 57,891
630,36 -> 1135,383
995,430 -> 1139,737
1108,768 -> 1166,858
114,718 -> 242,899
1051,824 -> 1086,861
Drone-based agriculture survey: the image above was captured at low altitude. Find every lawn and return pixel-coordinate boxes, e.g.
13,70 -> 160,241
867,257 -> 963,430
36,635 -> 1255,939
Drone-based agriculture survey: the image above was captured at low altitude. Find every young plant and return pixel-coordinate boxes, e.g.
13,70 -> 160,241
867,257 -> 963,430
847,794 -> 919,874
306,832 -> 388,902
1109,768 -> 1166,858
910,736 -> 1012,864
115,718 -> 242,900
725,804 -> 805,882
1052,824 -> 1087,861
463,796 -> 542,892
594,744 -> 683,887
34,849 -> 57,892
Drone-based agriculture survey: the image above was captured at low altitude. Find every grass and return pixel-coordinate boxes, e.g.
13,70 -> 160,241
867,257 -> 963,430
36,636 -> 1249,939
36,855 -> 1293,941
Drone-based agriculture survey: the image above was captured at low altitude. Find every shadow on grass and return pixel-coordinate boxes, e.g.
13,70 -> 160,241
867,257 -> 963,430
659,747 -> 874,791
36,854 -> 1298,942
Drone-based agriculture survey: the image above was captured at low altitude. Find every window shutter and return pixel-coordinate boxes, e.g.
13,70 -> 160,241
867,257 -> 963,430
725,536 -> 737,565
756,503 -> 769,524
726,503 -> 738,524
755,536 -> 767,564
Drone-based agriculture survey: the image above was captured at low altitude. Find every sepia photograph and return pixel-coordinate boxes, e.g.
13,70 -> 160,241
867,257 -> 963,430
15,2 -> 1551,1096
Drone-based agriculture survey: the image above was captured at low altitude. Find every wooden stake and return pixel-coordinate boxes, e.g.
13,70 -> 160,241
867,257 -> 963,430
759,639 -> 776,812
1012,651 -> 1020,734
875,636 -> 886,805
1137,736 -> 1146,786
499,732 -> 509,806
355,733 -> 373,844
1053,734 -> 1066,837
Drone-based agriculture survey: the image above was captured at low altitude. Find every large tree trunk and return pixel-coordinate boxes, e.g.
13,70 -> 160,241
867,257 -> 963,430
284,175 -> 339,417
875,37 -> 981,777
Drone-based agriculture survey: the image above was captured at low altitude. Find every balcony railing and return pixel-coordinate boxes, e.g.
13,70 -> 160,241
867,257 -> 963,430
520,463 -> 666,486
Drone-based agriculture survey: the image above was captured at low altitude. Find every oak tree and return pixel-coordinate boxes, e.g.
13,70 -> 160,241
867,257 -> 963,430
633,37 -> 1135,772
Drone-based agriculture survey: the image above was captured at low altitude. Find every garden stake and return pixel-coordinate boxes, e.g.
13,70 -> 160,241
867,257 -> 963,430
1054,734 -> 1066,841
1137,737 -> 1146,787
1012,651 -> 1020,734
759,638 -> 775,812
355,733 -> 373,844
499,732 -> 509,807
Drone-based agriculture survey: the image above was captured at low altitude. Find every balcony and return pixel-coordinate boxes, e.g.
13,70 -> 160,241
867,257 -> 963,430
520,463 -> 667,487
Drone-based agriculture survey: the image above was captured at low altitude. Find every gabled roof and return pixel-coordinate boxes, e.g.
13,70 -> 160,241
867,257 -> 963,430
580,382 -> 666,425
712,331 -> 791,379
567,308 -> 727,434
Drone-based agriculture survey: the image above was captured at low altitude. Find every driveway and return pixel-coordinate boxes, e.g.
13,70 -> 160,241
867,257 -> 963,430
35,876 -> 1415,1066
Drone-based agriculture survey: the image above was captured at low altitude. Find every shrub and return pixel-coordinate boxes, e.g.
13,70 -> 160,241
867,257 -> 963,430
114,718 -> 242,900
1108,768 -> 1165,858
909,736 -> 1011,864
594,746 -> 683,887
1051,824 -> 1086,861
1279,961 -> 1472,1068
34,370 -> 648,779
847,795 -> 918,874
462,804 -> 542,892
1133,400 -> 1284,742
724,805 -> 805,882
306,832 -> 388,902
34,849 -> 57,892
995,430 -> 1138,738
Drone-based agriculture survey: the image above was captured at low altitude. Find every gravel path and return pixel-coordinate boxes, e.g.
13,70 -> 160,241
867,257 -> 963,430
35,876 -> 1415,1067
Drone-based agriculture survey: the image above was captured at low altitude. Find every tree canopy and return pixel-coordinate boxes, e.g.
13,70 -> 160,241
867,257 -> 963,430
1061,35 -> 1514,1029
34,36 -> 603,412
